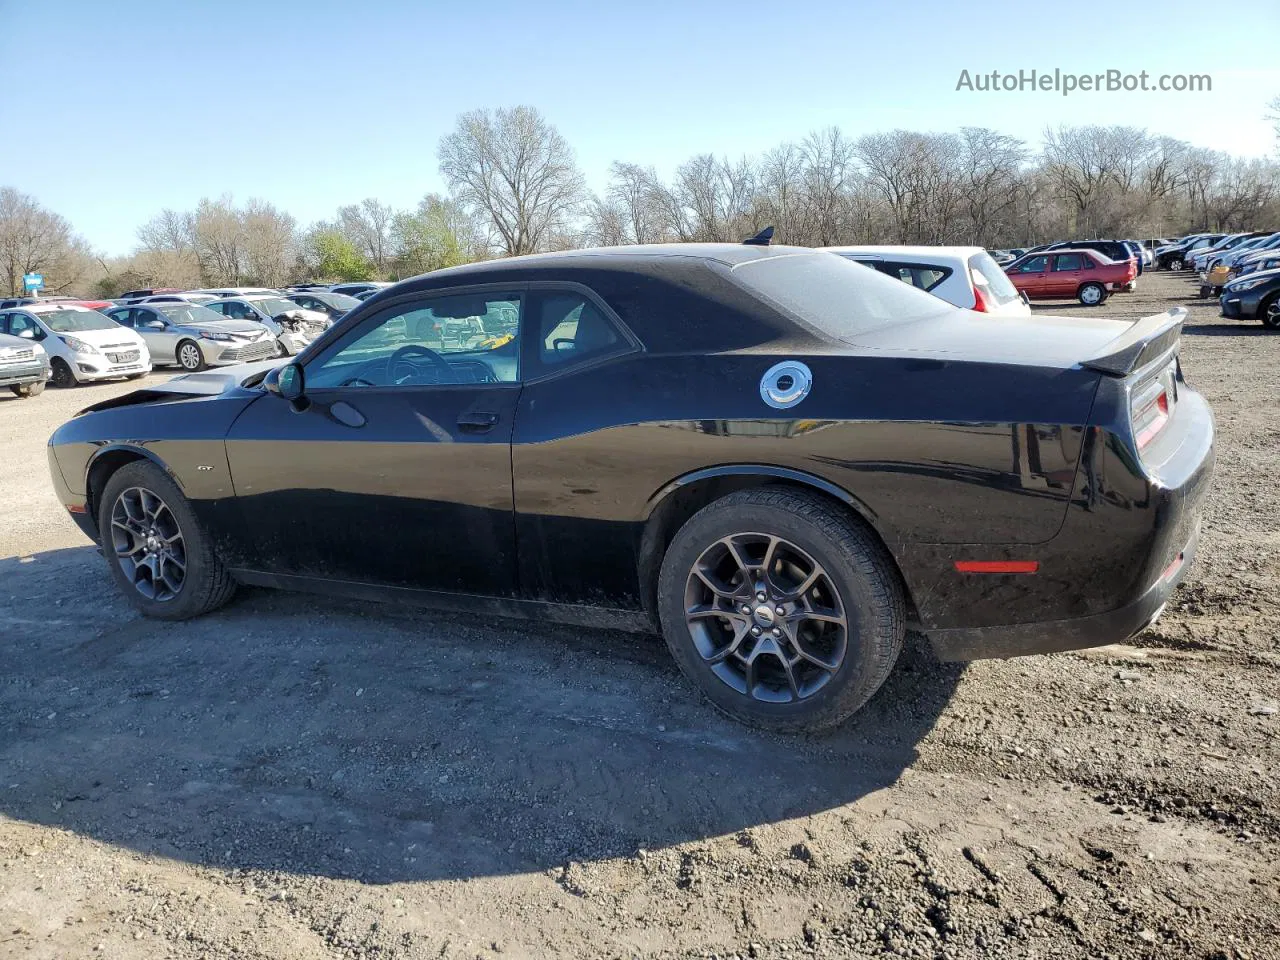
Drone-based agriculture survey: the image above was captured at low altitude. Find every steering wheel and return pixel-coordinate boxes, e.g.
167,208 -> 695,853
388,343 -> 451,384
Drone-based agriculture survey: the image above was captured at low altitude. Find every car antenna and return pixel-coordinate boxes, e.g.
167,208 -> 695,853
742,226 -> 774,246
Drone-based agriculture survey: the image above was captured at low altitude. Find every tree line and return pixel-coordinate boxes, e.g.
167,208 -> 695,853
3,103 -> 1279,297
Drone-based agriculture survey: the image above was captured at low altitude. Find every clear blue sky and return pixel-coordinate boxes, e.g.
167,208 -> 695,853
2,0 -> 1277,254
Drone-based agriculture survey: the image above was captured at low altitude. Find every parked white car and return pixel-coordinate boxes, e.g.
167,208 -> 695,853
0,303 -> 150,387
821,246 -> 1032,315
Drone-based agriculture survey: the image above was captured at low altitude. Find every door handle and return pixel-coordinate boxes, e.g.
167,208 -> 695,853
457,411 -> 500,432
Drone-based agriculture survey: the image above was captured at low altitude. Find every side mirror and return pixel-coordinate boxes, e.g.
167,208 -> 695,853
145,319 -> 166,330
16,328 -> 35,339
276,362 -> 305,401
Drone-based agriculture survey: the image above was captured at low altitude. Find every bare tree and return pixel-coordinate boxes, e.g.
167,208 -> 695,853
0,187 -> 94,295
241,199 -> 297,285
956,128 -> 1027,247
438,106 -> 585,256
337,198 -> 395,275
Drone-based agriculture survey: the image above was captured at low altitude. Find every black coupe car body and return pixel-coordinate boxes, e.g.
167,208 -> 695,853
48,244 -> 1215,729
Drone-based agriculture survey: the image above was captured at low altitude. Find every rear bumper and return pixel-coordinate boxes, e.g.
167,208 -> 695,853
926,523 -> 1199,661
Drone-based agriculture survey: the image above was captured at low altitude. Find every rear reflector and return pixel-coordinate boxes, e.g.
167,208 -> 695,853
66,504 -> 87,515
954,560 -> 1039,574
1160,552 -> 1185,582
1133,383 -> 1171,450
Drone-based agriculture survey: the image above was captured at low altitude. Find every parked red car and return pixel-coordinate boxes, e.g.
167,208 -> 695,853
1004,249 -> 1137,305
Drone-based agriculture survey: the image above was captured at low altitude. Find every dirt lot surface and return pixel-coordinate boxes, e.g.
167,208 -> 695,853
1,271 -> 1277,960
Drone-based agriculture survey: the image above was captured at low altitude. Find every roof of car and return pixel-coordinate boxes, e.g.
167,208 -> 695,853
821,245 -> 986,260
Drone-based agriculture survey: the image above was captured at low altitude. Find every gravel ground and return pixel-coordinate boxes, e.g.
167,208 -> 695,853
1,271 -> 1277,960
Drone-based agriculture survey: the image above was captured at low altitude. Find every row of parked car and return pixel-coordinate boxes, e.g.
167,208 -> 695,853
0,281 -> 393,398
1142,230 -> 1280,328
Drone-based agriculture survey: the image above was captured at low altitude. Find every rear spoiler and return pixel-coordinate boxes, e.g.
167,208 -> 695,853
1081,307 -> 1185,376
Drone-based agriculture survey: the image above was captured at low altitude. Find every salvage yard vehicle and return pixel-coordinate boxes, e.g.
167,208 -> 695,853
204,295 -> 331,355
0,329 -> 50,397
283,290 -> 362,321
1219,267 -> 1280,329
1003,248 -> 1136,304
821,246 -> 1031,315
105,302 -> 279,371
0,303 -> 150,387
47,244 -> 1214,731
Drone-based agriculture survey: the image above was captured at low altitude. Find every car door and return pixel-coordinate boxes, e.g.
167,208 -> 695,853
222,286 -> 524,596
1049,253 -> 1085,296
510,285 -> 641,605
1011,255 -> 1050,296
133,306 -> 180,363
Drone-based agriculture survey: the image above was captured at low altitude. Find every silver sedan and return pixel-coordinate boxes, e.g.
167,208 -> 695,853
105,302 -> 279,372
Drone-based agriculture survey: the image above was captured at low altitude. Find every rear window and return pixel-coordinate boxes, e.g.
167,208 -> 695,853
966,252 -> 1021,306
730,252 -> 953,339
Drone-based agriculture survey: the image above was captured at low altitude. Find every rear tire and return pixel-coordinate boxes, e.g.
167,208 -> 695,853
657,488 -> 905,732
49,358 -> 76,388
97,460 -> 236,620
1078,282 -> 1107,306
10,380 -> 45,398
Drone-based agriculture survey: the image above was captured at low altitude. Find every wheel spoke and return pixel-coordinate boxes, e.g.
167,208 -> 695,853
705,620 -> 750,665
723,537 -> 755,580
778,652 -> 802,700
110,486 -> 186,603
791,637 -> 841,674
692,565 -> 736,599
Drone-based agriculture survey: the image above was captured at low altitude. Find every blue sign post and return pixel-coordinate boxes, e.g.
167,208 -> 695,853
22,273 -> 44,294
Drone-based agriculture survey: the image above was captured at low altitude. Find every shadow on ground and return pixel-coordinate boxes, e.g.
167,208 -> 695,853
0,547 -> 961,884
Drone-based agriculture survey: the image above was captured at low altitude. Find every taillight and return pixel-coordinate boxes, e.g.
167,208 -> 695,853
971,283 -> 990,312
1132,377 -> 1171,450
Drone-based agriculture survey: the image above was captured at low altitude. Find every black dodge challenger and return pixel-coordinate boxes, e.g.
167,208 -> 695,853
48,244 -> 1215,730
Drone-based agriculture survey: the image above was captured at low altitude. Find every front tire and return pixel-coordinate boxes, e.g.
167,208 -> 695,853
1261,295 -> 1280,330
10,380 -> 45,398
98,461 -> 236,620
1078,282 -> 1107,306
49,358 -> 76,388
177,340 -> 206,372
1168,257 -> 1183,271
657,488 -> 905,732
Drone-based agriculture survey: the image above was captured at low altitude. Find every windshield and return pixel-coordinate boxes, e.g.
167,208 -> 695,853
967,252 -> 1021,306
37,307 -> 120,333
730,252 -> 953,340
155,303 -> 240,326
249,297 -> 304,317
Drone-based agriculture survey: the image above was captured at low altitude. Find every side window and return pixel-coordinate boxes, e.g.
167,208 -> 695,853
206,302 -> 227,316
0,312 -> 8,333
223,301 -> 251,319
106,308 -> 133,327
8,314 -> 44,340
1053,254 -> 1084,272
882,263 -> 950,292
306,291 -> 521,389
531,291 -> 627,373
1017,255 -> 1049,273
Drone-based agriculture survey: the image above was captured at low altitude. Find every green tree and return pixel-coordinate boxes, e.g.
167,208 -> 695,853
311,229 -> 373,281
391,194 -> 484,276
